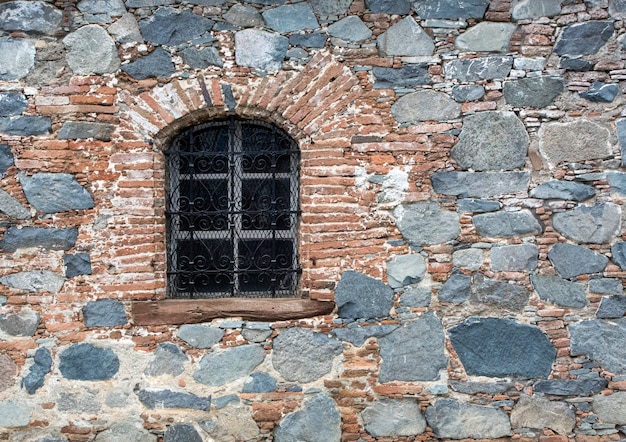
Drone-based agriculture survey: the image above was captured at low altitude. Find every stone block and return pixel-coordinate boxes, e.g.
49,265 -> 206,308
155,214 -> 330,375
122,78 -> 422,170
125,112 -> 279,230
570,318 -> 626,374
262,3 -> 318,33
121,47 -> 175,80
531,275 -> 588,308
335,271 -> 394,319
332,324 -> 399,347
593,392 -> 626,425
386,253 -> 427,288
534,378 -> 607,395
63,25 -> 120,74
235,29 -> 288,72
425,398 -> 511,439
444,56 -> 513,81
530,180 -> 595,201
554,21 -> 614,56
432,171 -> 530,198
0,92 -> 28,116
548,243 -> 608,279
511,394 -> 575,435
473,209 -> 542,238
0,188 -> 30,220
503,77 -> 564,108
140,8 -> 214,46
413,0 -> 490,18
0,353 -> 17,392
580,81 -> 619,102
58,121 -> 116,141
0,1 -> 62,34
242,372 -> 277,393
511,0 -> 562,19
470,275 -> 531,311
328,16 -> 371,43
456,22 -> 517,52
137,388 -> 210,410
59,343 -> 120,381
552,202 -> 621,244
108,13 -> 144,43
0,227 -> 78,252
0,144 -> 14,176
194,344 -> 265,386
393,202 -> 460,246
391,90 -> 460,123
164,425 -> 202,442
0,271 -> 65,294
0,115 -> 51,136
597,295 -> 626,318
362,399 -> 426,437
64,253 -> 92,278
491,243 -> 538,272
274,394 -> 341,442
21,172 -> 94,214
21,347 -> 52,394
438,270 -> 471,303
377,17 -> 434,57
144,343 -> 186,376
177,324 -> 224,348
0,400 -> 32,427
0,38 -> 35,80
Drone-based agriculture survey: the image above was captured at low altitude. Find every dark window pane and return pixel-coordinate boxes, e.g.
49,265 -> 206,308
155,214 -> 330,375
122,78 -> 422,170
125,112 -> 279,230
171,239 -> 233,296
238,239 -> 295,292
241,178 -> 291,230
178,179 -> 228,231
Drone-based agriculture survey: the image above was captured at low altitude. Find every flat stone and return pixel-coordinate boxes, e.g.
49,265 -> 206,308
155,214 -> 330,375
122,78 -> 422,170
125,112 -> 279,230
0,227 -> 78,252
108,13 -> 144,43
610,0 -> 626,17
21,348 -> 51,394
593,391 -> 626,425
332,324 -> 399,347
456,22 -> 517,52
63,25 -> 120,74
580,81 -> 619,102
20,172 -> 94,214
451,111 -> 529,171
144,343 -> 186,376
613,242 -> 626,270
607,171 -> 626,196
274,394 -> 341,442
272,327 -> 342,382
553,202 -> 621,244
328,16 -> 371,43
0,1 -> 63,34
374,64 -> 431,89
362,398 -> 426,437
386,254 -> 427,288
137,388 -> 210,410
570,318 -> 626,374
200,407 -> 259,441
452,85 -> 485,102
413,0 -> 490,18
58,121 -> 116,141
140,8 -> 214,46
57,390 -> 101,414
511,394 -> 575,435
449,381 -> 514,394
453,248 -> 484,271
377,17 -> 434,57
78,0 -> 125,16
503,77 -> 564,108
473,209 -> 542,238
534,378 -> 608,395
93,422 -> 156,442
235,29 -> 288,72
289,33 -> 327,48
0,310 -> 40,337
0,92 -> 27,117
0,188 -> 30,220
426,398 -> 511,439
164,425 -> 202,442
449,317 -> 555,377
589,278 -> 622,295
514,57 -> 546,70
597,295 -> 626,318
531,275 -> 588,308
0,116 -> 51,136
262,3 -> 318,33
470,275 -> 531,312
335,271 -> 395,319
242,372 -> 277,393
121,47 -> 175,80
554,21 -> 614,56
399,287 -> 432,308
0,271 -> 65,294
394,202 -> 460,246
559,57 -> 593,71
511,0 -> 562,19
438,270 -> 471,303
64,253 -> 91,278
0,353 -> 17,392
59,343 -> 120,380
530,180 -> 595,201
125,0 -> 175,6
433,171 -> 530,198
491,243 -> 538,272
223,4 -> 263,27
0,144 -> 14,176
194,344 -> 265,386
0,401 -> 32,427
444,56 -> 513,81
366,0 -> 411,14
391,90 -> 460,123
540,120 -> 612,167
549,243 -> 608,279
177,324 -> 224,348
457,199 -> 500,213
379,312 -> 448,382
181,47 -> 223,69
309,0 -> 352,15
0,38 -> 35,80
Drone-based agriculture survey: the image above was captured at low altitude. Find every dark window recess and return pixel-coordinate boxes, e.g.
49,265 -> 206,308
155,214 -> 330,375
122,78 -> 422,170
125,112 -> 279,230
165,118 -> 301,298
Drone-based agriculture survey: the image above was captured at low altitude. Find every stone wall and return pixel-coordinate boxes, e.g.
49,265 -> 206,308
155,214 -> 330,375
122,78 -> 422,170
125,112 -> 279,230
2,0 -> 626,440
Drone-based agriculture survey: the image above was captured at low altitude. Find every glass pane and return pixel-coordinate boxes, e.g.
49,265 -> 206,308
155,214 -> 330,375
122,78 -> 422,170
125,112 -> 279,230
241,178 -> 291,230
174,239 -> 233,294
241,124 -> 293,173
179,179 -> 228,231
237,239 -> 295,292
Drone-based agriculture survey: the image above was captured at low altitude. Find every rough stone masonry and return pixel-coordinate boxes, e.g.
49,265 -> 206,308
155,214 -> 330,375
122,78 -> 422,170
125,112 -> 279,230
2,0 -> 626,440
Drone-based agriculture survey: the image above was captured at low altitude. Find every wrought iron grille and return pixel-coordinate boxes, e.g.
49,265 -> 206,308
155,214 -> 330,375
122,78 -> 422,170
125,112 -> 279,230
165,118 -> 301,298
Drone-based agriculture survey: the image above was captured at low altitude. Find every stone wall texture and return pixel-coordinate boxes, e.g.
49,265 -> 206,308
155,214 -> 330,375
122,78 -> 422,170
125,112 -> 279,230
2,0 -> 626,441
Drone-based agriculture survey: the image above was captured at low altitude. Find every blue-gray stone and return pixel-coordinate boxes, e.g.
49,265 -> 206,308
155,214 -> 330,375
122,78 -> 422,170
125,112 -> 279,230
456,22 -> 517,53
242,372 -> 277,393
0,309 -> 39,337
473,210 -> 542,238
0,92 -> 27,117
618,119 -> 626,167
77,0 -> 126,15
597,295 -> 626,318
549,243 -> 608,279
449,381 -> 514,394
181,47 -> 223,69
510,394 -> 575,435
534,378 -> 608,395
432,171 -> 530,198
452,85 -> 485,102
438,270 -> 471,303
0,1 -> 63,35
377,17 -> 435,57
379,312 -> 448,382
223,4 -> 263,27
144,343 -> 186,376
125,0 -> 174,5
137,388 -> 210,410
426,398 -> 511,439
272,327 -> 342,382
413,0 -> 489,18
399,286 -> 432,308
393,202 -> 460,246
33,437 -> 68,442
59,343 -> 120,380
590,278 -> 622,295
593,392 -> 626,425
93,422 -> 155,442
140,8 -> 214,46
0,38 -> 35,81
530,180 -> 595,201
194,344 -> 265,386
392,90 -> 460,123
274,394 -> 341,442
531,275 -> 588,308
121,47 -> 175,80
444,56 -> 513,81
0,188 -> 30,220
22,347 -> 52,394
164,425 -> 202,442
235,29 -> 288,72
470,275 -> 531,311
58,121 -> 115,141
177,324 -> 224,348
63,25 -> 120,75
491,244 -> 538,271
559,57 -> 593,71
511,0 -> 562,19
310,0 -> 352,15
335,271 -> 394,319
332,324 -> 399,347
608,171 -> 626,196
0,227 -> 77,252
457,199 -> 501,213
0,116 -> 51,136
108,13 -> 144,43
0,400 -> 32,428
0,271 -> 65,294
213,394 -> 239,409
386,254 -> 427,288
503,77 -> 564,108
613,241 -> 626,270
554,21 -> 614,56
0,144 -> 13,176
221,84 -> 236,111
553,202 -> 621,244
262,3 -> 319,33
374,65 -> 431,89
361,399 -> 426,437
20,172 -> 94,213
64,253 -> 92,278
289,33 -> 327,48
570,318 -> 626,374
328,16 -> 372,43
450,317 -> 555,378
366,0 -> 411,14
580,81 -> 619,102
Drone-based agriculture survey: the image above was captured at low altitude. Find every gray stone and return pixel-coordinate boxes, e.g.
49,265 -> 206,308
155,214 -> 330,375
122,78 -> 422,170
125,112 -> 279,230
433,171 -> 530,198
453,248 -> 484,271
503,77 -> 564,108
457,199 -> 501,213
438,270 -> 471,303
597,295 -> 626,318
491,244 -> 538,272
613,242 -> 626,270
399,287 -> 432,308
386,254 -> 427,288
0,38 -> 35,80
0,92 -> 27,117
332,324 -> 399,347
310,0 -> 352,15
449,381 -> 514,394
511,0 -> 562,19
21,172 -> 94,214
473,210 -> 542,238
456,22 -> 517,52
589,278 -> 622,295
94,422 -> 156,442
514,57 -> 546,70
57,391 -> 101,414
471,275 -> 531,311
58,121 -> 116,141
0,309 -> 39,337
394,202 -> 460,246
59,343 -> 120,380
121,47 -> 175,80
413,0 -> 490,18
242,323 -> 272,342
531,275 -> 588,308
144,343 -> 186,376
137,388 -> 210,410
539,120 -> 612,167
194,344 -> 265,386
335,271 -> 395,319
274,394 -> 341,442
235,29 -> 288,72
610,0 -> 626,17
511,394 -> 575,435
0,1 -> 63,34
366,0 -> 411,14
570,318 -> 626,374
272,327 -> 342,383
445,56 -> 513,81
452,85 -> 485,102
553,202 -> 621,244
534,378 -> 608,395
63,25 -> 120,74
362,399 -> 426,437
559,57 -> 593,71
608,172 -> 626,196
164,425 -> 202,442
530,180 -> 595,201
78,0 -> 125,15
212,394 -> 239,409
181,47 -> 223,69
0,271 -> 65,294
108,13 -> 144,43
0,353 -> 17,392
549,243 -> 608,279
580,81 -> 619,102
242,372 -> 277,393
0,144 -> 14,176
452,111 -> 529,171
140,8 -> 214,46
34,437 -> 69,442
262,3 -> 318,33
126,0 -> 175,5
0,188 -> 30,220
177,324 -> 224,348
373,64 -> 432,88
593,391 -> 626,425
0,116 -> 51,136
379,312 -> 448,382
0,401 -> 32,427
328,16 -> 372,43
289,33 -> 327,48
21,347 -> 52,394
554,21 -> 614,56
391,90 -> 461,123
286,48 -> 308,60
223,4 -> 263,28
200,407 -> 260,442
449,317 -> 555,378
64,253 -> 91,278
426,398 -> 511,439
0,227 -> 78,252
377,17 -> 435,57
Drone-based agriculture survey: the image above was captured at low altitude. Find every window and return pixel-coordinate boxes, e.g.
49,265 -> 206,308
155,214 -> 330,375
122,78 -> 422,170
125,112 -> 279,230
165,118 -> 300,299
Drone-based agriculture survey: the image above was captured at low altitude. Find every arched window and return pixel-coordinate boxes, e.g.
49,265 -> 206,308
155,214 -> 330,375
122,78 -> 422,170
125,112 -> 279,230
165,118 -> 300,298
